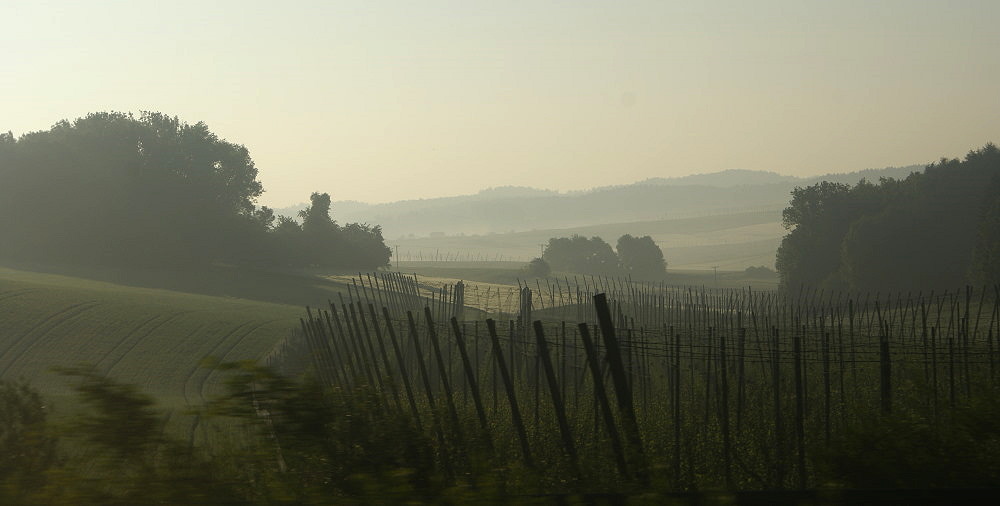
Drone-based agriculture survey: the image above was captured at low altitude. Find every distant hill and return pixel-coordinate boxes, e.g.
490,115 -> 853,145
638,169 -> 800,187
274,165 -> 925,238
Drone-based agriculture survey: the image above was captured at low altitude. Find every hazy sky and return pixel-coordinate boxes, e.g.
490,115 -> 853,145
3,1 -> 998,207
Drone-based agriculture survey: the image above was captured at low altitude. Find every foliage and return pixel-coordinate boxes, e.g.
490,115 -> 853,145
541,234 -> 667,278
615,234 -> 666,280
524,257 -> 551,278
541,235 -> 619,276
0,112 -> 263,266
0,112 -> 391,271
817,388 -> 1000,489
776,143 -> 1000,291
271,192 -> 392,269
0,380 -> 58,495
0,368 -> 247,505
207,361 -> 442,502
970,175 -> 1000,288
743,265 -> 775,277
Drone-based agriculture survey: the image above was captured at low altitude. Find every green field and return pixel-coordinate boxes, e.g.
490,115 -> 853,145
0,264 -> 355,446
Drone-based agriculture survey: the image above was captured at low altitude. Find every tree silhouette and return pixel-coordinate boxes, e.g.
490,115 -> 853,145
542,235 -> 617,275
616,234 -> 665,280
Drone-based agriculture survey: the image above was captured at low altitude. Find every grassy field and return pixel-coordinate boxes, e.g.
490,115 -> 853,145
0,264 -> 355,447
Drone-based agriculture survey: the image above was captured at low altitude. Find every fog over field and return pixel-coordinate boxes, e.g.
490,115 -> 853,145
3,1 -> 1000,503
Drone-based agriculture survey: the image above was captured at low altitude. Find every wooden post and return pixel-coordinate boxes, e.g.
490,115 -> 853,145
533,321 -> 580,478
880,321 -> 892,415
593,293 -> 650,486
578,322 -> 629,480
404,310 -> 453,479
449,317 -> 493,452
485,319 -> 533,468
366,304 -> 403,413
793,329 -> 806,489
719,328 -> 732,489
423,308 -> 464,444
381,307 -> 422,431
772,327 -> 785,489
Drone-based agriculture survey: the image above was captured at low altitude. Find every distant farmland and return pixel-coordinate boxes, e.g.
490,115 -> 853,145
388,209 -> 783,270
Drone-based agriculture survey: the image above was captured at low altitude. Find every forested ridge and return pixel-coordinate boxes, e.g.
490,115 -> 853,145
777,143 -> 1000,291
0,112 -> 390,270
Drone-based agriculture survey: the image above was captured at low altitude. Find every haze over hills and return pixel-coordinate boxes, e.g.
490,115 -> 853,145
275,165 -> 923,238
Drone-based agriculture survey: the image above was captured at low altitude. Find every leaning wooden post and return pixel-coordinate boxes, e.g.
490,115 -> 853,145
423,308 -> 464,445
366,303 -> 404,414
485,319 -> 533,468
449,317 -> 493,452
533,320 -> 581,478
382,307 -> 422,432
593,293 -> 650,486
405,311 -> 454,479
578,322 -> 629,480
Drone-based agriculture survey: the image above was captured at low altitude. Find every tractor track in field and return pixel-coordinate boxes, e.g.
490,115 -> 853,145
101,311 -> 194,376
0,288 -> 38,305
93,314 -> 159,372
181,321 -> 254,447
0,301 -> 101,378
185,319 -> 280,448
202,319 -> 283,398
181,321 -> 255,404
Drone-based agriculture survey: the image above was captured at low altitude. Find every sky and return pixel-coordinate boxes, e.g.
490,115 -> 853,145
2,1 -> 999,207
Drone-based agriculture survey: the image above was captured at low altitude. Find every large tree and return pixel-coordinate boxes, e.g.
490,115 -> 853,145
616,234 -> 666,280
542,235 -> 617,275
776,143 -> 1000,292
0,112 -> 265,265
775,180 -> 886,291
0,112 -> 393,271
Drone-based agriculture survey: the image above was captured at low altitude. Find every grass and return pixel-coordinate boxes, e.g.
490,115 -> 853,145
0,264 -> 353,446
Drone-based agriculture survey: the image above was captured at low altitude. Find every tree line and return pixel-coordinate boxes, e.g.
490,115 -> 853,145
0,112 -> 390,270
534,233 -> 666,279
776,143 -> 1000,292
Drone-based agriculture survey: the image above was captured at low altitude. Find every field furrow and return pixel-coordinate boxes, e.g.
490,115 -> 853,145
182,321 -> 255,408
0,301 -> 101,378
93,314 -> 160,372
0,287 -> 38,304
101,311 -> 194,376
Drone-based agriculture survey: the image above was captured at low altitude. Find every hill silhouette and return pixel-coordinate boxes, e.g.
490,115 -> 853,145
276,166 -> 923,238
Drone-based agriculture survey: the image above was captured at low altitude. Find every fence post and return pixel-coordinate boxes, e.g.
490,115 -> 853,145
593,293 -> 650,486
578,322 -> 629,480
485,319 -> 533,468
880,321 -> 892,415
450,317 -> 493,453
533,321 -> 580,478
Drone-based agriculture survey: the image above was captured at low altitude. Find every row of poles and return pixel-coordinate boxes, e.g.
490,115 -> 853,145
269,280 -> 1000,491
